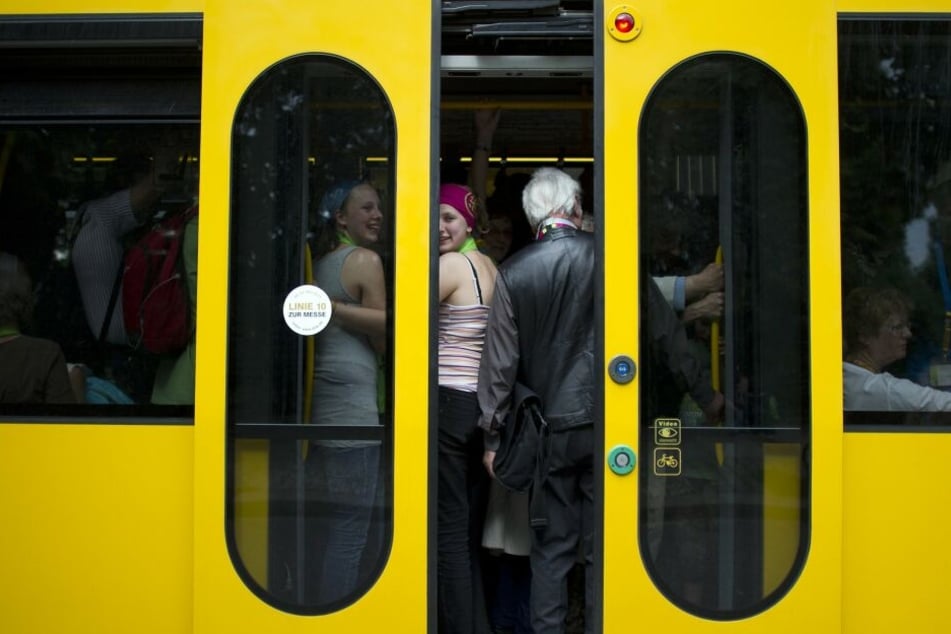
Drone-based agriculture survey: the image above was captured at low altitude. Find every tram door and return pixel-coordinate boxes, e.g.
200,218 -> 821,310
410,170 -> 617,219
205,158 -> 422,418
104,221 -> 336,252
601,2 -> 842,631
195,1 -> 431,631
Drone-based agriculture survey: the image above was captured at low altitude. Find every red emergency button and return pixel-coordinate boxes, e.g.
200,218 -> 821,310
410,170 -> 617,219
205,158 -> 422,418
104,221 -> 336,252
608,6 -> 643,42
615,12 -> 635,33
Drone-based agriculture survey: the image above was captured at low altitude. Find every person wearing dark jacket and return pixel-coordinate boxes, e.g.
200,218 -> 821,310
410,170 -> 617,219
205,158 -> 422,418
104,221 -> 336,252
477,167 -> 596,633
477,168 -> 724,633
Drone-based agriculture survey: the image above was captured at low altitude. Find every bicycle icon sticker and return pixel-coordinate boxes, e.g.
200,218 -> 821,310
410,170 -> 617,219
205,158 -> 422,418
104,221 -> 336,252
653,447 -> 682,476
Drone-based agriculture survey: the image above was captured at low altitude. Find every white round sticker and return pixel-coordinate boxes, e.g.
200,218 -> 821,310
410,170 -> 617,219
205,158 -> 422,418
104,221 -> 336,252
282,285 -> 332,336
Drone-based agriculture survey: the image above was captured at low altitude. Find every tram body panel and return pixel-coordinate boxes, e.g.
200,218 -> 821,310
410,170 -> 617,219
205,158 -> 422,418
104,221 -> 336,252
0,425 -> 193,634
2,1 -> 951,632
835,2 -> 951,631
194,0 -> 432,631
603,0 -> 841,629
843,433 -> 951,634
0,3 -> 200,633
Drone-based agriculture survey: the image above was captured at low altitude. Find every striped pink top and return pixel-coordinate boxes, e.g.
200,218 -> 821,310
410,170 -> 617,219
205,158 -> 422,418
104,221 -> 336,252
438,303 -> 490,392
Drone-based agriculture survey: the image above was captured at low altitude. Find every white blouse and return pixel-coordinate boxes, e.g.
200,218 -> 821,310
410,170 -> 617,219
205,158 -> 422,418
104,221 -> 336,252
843,362 -> 951,411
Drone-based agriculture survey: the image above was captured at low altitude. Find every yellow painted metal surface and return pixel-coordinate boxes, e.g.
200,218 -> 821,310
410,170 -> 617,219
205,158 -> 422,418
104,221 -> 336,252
602,0 -> 843,630
835,0 -> 951,630
0,424 -> 194,634
2,1 -> 951,632
762,444 -> 802,596
194,1 -> 431,632
843,432 -> 951,634
234,439 -> 269,588
0,4 -> 201,632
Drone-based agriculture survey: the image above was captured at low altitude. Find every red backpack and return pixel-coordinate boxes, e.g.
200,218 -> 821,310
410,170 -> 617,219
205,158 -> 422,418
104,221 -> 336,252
121,205 -> 198,354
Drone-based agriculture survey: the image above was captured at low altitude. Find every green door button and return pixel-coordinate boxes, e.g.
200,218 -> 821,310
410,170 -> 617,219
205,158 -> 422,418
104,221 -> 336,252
608,445 -> 636,475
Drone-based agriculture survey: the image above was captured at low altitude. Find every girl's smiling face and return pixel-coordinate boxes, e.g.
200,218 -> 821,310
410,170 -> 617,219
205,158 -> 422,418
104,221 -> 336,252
336,184 -> 383,246
439,203 -> 470,254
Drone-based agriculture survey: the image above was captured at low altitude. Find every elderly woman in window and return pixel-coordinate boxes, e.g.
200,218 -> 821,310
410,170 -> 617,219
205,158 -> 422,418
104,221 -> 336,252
0,252 -> 75,404
843,286 -> 951,411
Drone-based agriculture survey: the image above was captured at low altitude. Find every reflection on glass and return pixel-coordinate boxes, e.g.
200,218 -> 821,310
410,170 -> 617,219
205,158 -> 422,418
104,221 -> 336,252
839,19 -> 951,425
639,54 -> 809,618
0,123 -> 199,414
843,286 -> 951,412
308,180 -> 386,605
228,56 -> 394,614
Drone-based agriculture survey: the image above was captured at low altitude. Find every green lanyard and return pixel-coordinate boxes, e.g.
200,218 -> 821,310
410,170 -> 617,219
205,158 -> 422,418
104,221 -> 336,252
337,231 -> 356,247
458,236 -> 478,253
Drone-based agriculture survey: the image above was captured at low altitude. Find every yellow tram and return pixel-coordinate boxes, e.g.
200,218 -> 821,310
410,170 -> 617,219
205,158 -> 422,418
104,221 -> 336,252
1,1 -> 950,632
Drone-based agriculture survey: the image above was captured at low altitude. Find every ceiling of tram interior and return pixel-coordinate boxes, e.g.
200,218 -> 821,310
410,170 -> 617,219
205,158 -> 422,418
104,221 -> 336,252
440,1 -> 594,161
0,8 -> 595,161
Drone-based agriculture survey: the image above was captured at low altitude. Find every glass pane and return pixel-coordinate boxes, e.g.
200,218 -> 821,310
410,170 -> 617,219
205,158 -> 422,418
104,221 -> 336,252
839,18 -> 951,425
639,54 -> 809,618
0,20 -> 200,416
227,55 -> 394,614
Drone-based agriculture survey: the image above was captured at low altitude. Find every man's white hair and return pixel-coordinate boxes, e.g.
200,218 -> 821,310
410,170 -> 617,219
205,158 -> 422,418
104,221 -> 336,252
521,167 -> 582,230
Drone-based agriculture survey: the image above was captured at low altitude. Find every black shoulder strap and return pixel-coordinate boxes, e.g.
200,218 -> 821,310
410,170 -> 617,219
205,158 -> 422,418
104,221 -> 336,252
99,258 -> 125,343
462,254 -> 483,304
528,401 -> 551,530
68,201 -> 122,343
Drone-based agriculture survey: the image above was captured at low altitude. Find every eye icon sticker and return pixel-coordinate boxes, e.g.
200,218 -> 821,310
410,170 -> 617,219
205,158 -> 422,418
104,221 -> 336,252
654,418 -> 681,446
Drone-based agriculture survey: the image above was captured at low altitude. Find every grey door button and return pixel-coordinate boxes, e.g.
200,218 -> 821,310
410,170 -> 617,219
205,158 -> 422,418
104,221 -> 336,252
608,355 -> 636,384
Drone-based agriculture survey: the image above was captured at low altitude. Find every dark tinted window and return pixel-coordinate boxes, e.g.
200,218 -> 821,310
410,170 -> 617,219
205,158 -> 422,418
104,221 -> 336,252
227,54 -> 395,614
639,53 -> 809,619
839,18 -> 951,426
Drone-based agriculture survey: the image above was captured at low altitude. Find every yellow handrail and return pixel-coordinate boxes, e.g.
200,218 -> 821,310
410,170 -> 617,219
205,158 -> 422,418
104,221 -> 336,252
712,246 -> 724,465
711,246 -> 723,390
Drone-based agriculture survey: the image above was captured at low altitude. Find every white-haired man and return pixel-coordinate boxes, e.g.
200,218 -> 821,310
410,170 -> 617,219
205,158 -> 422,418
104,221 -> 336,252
477,167 -> 596,633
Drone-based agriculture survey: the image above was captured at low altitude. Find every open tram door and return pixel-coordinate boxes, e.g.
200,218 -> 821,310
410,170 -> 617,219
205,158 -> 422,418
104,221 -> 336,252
195,1 -> 431,631
601,2 -> 842,631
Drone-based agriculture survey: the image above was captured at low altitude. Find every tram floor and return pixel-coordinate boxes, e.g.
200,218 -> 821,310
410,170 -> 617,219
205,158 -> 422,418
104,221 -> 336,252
483,558 -> 585,633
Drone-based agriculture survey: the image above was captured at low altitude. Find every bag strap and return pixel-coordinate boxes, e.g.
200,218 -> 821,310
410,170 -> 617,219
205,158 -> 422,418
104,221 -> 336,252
69,201 -> 122,343
528,402 -> 551,529
99,257 -> 125,343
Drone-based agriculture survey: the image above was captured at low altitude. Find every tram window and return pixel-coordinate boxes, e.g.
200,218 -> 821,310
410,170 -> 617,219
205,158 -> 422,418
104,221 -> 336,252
0,16 -> 200,419
226,55 -> 394,614
839,19 -> 951,426
639,54 -> 809,619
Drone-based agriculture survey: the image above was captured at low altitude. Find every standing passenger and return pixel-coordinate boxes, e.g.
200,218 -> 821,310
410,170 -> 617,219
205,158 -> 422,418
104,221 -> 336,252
151,212 -> 198,405
478,168 -> 595,633
308,180 -> 386,605
72,142 -> 188,345
470,109 -> 533,634
437,183 -> 498,634
72,140 -> 192,401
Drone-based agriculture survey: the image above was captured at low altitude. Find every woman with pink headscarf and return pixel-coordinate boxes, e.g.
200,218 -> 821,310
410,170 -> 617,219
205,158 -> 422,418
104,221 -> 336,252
437,183 -> 497,634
